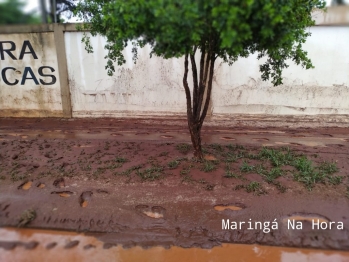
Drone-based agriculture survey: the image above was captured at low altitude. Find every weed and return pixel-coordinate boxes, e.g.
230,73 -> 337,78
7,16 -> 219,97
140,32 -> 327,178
201,161 -> 217,172
224,171 -> 243,179
327,175 -> 343,185
293,156 -> 313,173
204,184 -> 215,191
181,174 -> 193,183
159,151 -> 169,157
176,143 -> 191,154
245,181 -> 266,195
225,152 -> 238,163
114,156 -> 128,163
264,167 -> 283,182
117,165 -> 143,176
319,161 -> 339,174
226,144 -> 245,151
168,160 -> 180,169
180,169 -> 191,175
18,209 -> 36,227
240,160 -> 255,173
346,187 -> 349,199
209,143 -> 224,152
293,170 -> 327,190
137,165 -> 164,181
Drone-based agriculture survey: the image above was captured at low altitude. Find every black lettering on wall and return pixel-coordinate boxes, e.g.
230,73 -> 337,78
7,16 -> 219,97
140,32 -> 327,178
0,41 -> 17,60
21,67 -> 39,85
38,66 -> 56,85
19,40 -> 38,60
1,67 -> 19,85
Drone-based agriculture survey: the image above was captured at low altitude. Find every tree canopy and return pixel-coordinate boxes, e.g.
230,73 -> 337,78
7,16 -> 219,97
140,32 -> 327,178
76,0 -> 326,158
0,0 -> 40,25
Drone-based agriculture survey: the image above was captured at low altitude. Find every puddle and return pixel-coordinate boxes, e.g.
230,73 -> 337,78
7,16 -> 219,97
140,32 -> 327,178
214,204 -> 245,211
136,205 -> 166,219
204,155 -> 217,161
1,228 -> 349,262
51,191 -> 73,198
37,183 -> 45,189
79,191 -> 93,207
18,181 -> 32,190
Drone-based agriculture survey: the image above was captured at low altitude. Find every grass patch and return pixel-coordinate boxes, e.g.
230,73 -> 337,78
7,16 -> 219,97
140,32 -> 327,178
136,165 -> 164,181
168,159 -> 180,169
235,181 -> 267,196
176,143 -> 191,154
240,160 -> 255,173
200,160 -> 217,172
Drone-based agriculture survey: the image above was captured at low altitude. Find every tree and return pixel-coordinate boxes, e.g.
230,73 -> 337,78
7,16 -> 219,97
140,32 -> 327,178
0,0 -> 40,25
40,0 -> 76,23
75,0 -> 326,159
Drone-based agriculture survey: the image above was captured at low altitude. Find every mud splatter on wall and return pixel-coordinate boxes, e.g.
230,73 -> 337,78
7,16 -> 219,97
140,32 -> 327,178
65,26 -> 349,118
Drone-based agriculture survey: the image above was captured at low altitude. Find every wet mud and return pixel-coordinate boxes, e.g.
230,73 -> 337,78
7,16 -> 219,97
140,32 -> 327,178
1,228 -> 349,262
0,117 -> 349,252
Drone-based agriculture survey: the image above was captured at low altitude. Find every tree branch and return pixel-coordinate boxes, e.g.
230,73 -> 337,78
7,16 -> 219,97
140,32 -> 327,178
190,51 -> 199,118
199,53 -> 216,127
183,53 -> 193,122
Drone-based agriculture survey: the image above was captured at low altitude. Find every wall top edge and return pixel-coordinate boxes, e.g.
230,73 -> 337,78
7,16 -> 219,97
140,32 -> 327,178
0,6 -> 348,34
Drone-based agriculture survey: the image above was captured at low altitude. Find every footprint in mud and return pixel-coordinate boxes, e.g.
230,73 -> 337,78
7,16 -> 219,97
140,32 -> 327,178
252,138 -> 269,142
53,178 -> 65,188
290,143 -> 302,146
64,240 -> 80,249
135,205 -> 166,219
220,137 -> 236,141
51,191 -> 73,198
87,130 -> 101,134
84,244 -> 96,250
160,135 -> 174,139
111,133 -> 123,137
36,183 -> 45,189
79,191 -> 93,207
18,181 -> 32,190
214,203 -> 246,212
46,242 -> 57,249
282,213 -> 330,224
96,189 -> 109,194
326,144 -> 345,148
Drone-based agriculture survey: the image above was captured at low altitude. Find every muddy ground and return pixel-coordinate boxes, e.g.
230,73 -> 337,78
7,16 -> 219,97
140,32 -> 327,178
0,117 -> 349,250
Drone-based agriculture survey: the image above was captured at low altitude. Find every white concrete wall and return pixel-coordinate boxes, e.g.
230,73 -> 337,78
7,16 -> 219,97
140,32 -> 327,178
0,32 -> 63,117
66,26 -> 349,117
65,32 -> 188,117
212,27 -> 349,115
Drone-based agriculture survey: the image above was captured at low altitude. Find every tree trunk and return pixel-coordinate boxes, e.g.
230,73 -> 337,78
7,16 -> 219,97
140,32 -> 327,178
182,42 -> 216,160
189,123 -> 203,159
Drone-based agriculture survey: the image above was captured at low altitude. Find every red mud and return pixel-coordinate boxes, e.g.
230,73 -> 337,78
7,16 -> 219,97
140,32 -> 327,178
0,117 -> 349,251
